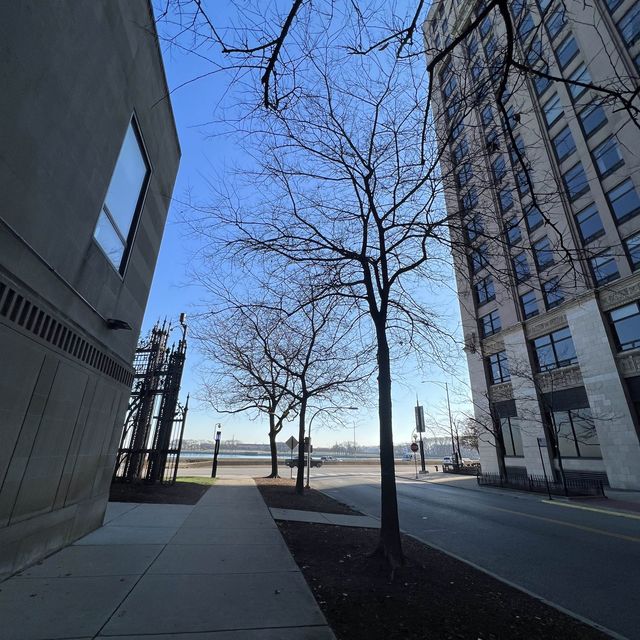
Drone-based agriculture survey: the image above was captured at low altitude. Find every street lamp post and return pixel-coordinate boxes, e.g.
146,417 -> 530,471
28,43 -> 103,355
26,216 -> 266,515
211,424 -> 222,478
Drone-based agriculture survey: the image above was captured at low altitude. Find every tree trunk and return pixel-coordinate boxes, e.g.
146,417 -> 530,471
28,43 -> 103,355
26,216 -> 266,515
295,397 -> 307,495
373,321 -> 404,571
267,420 -> 279,478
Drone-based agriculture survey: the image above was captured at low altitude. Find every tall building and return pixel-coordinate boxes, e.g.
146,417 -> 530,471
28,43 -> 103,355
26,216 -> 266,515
425,0 -> 640,489
0,1 -> 180,578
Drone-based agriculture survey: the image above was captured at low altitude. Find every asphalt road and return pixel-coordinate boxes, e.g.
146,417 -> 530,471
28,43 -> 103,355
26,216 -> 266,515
313,467 -> 640,640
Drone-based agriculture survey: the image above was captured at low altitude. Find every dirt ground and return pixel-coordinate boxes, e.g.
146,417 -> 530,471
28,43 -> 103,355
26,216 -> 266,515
255,478 -> 610,640
108,477 -> 215,504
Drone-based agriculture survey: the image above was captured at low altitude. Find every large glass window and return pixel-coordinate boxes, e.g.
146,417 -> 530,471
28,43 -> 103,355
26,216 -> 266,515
568,63 -> 591,99
501,417 -> 524,457
552,126 -> 576,163
94,119 -> 150,273
492,155 -> 507,182
462,186 -> 479,212
475,276 -> 496,305
547,5 -> 567,40
543,93 -> 563,127
480,310 -> 502,337
590,252 -> 620,285
479,16 -> 492,38
552,409 -> 601,458
556,35 -> 579,69
533,327 -> 578,371
534,65 -> 552,95
471,243 -> 489,273
518,12 -> 535,41
533,236 -> 554,270
543,277 -> 565,309
512,252 -> 531,282
575,203 -> 604,244
610,302 -> 640,351
592,136 -> 624,178
488,351 -> 510,384
525,205 -> 544,231
521,290 -> 539,318
618,4 -> 640,46
506,217 -> 522,246
500,188 -> 514,212
563,162 -> 589,201
466,215 -> 484,242
453,138 -> 469,165
481,104 -> 493,126
579,102 -> 607,137
457,162 -> 474,188
625,232 -> 640,270
607,179 -> 640,223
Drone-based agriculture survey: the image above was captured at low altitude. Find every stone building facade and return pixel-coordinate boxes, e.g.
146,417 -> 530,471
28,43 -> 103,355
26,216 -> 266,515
0,1 -> 180,578
425,0 -> 640,488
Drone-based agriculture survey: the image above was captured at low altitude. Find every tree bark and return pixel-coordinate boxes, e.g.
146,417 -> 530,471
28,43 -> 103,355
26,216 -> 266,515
266,410 -> 280,478
295,396 -> 307,494
373,320 -> 404,570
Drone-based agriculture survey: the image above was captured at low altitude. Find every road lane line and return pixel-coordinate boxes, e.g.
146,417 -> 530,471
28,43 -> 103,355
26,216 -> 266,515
487,505 -> 640,543
541,500 -> 640,521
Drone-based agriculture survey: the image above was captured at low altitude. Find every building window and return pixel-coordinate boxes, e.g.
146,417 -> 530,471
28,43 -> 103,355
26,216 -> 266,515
552,126 -> 576,163
501,417 -> 524,456
492,155 -> 507,182
465,215 -> 484,242
610,302 -> 640,351
486,128 -> 500,153
457,162 -> 474,188
512,251 -> 531,282
605,0 -> 623,13
518,12 -> 535,41
500,188 -> 514,212
562,162 -> 590,201
451,118 -> 465,141
471,59 -> 483,81
590,252 -> 620,285
506,217 -> 522,246
525,204 -> 544,231
543,93 -> 563,127
480,16 -> 492,38
618,4 -> 640,47
568,63 -> 591,99
575,203 -> 604,244
488,351 -> 510,384
552,409 -> 601,458
480,310 -> 502,337
471,243 -> 489,273
533,327 -> 578,371
462,186 -> 479,213
446,100 -> 461,121
93,118 -> 151,274
607,179 -> 640,223
481,104 -> 493,125
441,67 -> 458,100
526,38 -> 544,66
543,277 -> 565,309
592,136 -> 624,178
624,232 -> 640,270
520,290 -> 539,318
475,276 -> 496,305
547,5 -> 567,40
467,36 -> 479,57
533,236 -> 554,270
534,65 -> 552,95
516,169 -> 531,195
579,102 -> 607,137
555,34 -> 579,69
538,0 -> 553,13
453,138 -> 469,165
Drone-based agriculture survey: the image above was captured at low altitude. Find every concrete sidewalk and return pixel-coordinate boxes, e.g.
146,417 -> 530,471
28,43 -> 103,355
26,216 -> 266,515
0,479 -> 335,640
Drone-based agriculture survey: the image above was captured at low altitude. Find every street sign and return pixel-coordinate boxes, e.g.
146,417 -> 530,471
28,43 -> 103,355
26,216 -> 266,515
410,442 -> 419,452
286,436 -> 298,450
415,405 -> 425,433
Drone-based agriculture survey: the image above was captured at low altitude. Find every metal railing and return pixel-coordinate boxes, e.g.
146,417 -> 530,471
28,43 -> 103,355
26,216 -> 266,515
477,472 -> 605,497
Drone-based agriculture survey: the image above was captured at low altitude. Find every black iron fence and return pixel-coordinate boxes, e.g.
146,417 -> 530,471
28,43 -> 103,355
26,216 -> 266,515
477,472 -> 605,497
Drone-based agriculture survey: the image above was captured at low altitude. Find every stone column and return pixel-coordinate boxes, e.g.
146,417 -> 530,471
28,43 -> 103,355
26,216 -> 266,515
566,297 -> 640,490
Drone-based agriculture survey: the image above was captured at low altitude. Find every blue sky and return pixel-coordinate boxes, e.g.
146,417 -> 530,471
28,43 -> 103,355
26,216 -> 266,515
142,2 -> 470,447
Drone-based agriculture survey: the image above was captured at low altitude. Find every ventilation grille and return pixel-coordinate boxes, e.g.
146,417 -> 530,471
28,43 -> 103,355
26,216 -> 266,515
0,280 -> 133,387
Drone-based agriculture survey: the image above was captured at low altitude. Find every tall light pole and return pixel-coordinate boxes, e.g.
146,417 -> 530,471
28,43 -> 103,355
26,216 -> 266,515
211,424 -> 222,478
422,380 -> 458,467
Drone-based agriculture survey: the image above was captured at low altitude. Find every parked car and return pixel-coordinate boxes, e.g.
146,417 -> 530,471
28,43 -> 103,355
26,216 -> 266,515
285,458 -> 323,468
321,455 -> 338,461
401,452 -> 413,460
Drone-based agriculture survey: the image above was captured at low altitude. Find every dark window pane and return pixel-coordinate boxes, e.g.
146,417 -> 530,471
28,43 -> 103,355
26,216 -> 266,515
543,93 -> 563,126
500,188 -> 514,212
506,217 -> 522,245
525,205 -> 544,231
556,35 -> 579,69
547,5 -> 567,39
591,253 -> 620,285
575,203 -> 604,244
543,277 -> 565,309
592,136 -> 624,177
608,179 -> 640,223
618,4 -> 640,46
625,232 -> 640,270
533,236 -> 554,270
563,162 -> 589,201
552,126 -> 576,162
579,103 -> 607,137
610,302 -> 640,350
512,252 -> 531,282
568,63 -> 591,99
521,290 -> 539,318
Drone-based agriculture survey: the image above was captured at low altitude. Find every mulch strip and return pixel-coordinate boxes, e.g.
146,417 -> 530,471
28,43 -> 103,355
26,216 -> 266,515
257,479 -> 610,640
255,477 -> 360,515
108,481 -> 209,504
